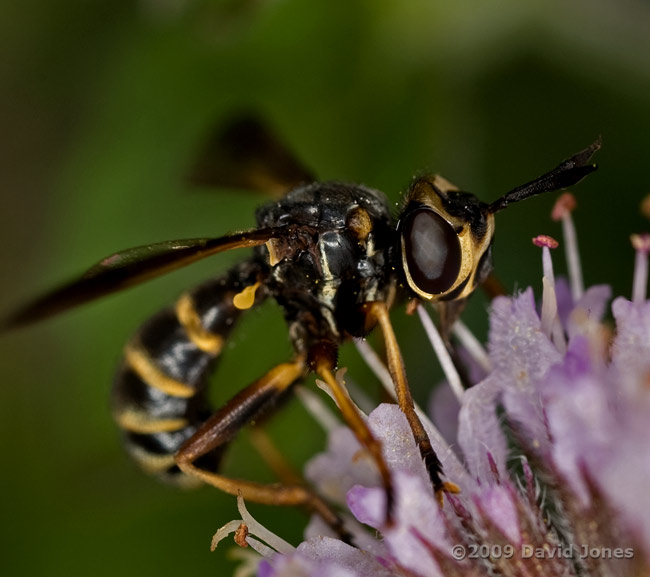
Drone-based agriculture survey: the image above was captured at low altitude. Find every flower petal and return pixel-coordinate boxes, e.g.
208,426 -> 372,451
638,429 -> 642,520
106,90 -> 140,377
428,381 -> 460,447
386,472 -> 451,577
566,284 -> 611,341
305,426 -> 380,505
474,484 -> 521,545
368,403 -> 473,493
265,537 -> 395,577
489,289 -> 561,454
347,485 -> 385,528
543,336 -> 614,505
611,297 -> 650,384
457,376 -> 508,483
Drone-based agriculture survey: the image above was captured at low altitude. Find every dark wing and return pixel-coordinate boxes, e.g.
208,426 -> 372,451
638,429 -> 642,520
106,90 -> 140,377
187,115 -> 315,198
4,227 -> 282,329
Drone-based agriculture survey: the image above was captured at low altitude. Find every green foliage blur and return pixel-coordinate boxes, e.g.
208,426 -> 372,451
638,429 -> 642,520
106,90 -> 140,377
1,1 -> 649,575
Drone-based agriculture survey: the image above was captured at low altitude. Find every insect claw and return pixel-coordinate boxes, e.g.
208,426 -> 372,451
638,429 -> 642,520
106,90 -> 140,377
435,481 -> 461,507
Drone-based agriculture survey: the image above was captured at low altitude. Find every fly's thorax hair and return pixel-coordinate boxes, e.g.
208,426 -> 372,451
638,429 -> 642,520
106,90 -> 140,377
397,174 -> 495,303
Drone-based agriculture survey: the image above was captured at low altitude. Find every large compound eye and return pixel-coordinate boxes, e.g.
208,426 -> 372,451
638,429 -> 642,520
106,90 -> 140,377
402,208 -> 462,295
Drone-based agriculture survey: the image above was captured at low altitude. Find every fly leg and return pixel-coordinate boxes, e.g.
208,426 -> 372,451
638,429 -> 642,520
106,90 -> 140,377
309,343 -> 395,525
362,301 -> 460,504
175,358 -> 348,539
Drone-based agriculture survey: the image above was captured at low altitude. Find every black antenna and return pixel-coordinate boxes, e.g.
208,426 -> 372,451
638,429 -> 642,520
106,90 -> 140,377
488,137 -> 601,214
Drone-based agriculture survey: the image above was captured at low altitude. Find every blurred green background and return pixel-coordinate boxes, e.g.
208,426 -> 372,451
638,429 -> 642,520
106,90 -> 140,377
1,1 -> 649,575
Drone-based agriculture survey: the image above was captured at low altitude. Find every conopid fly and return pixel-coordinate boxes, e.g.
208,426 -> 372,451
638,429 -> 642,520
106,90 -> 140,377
5,117 -> 599,532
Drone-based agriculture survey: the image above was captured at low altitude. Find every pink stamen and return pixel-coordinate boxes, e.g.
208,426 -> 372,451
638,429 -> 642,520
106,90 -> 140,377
551,192 -> 577,221
532,236 -> 559,285
631,233 -> 650,304
533,236 -> 566,351
532,235 -> 559,250
551,193 -> 584,301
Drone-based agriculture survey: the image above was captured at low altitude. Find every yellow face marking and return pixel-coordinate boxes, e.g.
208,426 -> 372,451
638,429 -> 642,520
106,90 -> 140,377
175,293 -> 224,355
124,341 -> 195,398
233,281 -> 261,310
439,210 -> 494,301
114,407 -> 188,434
